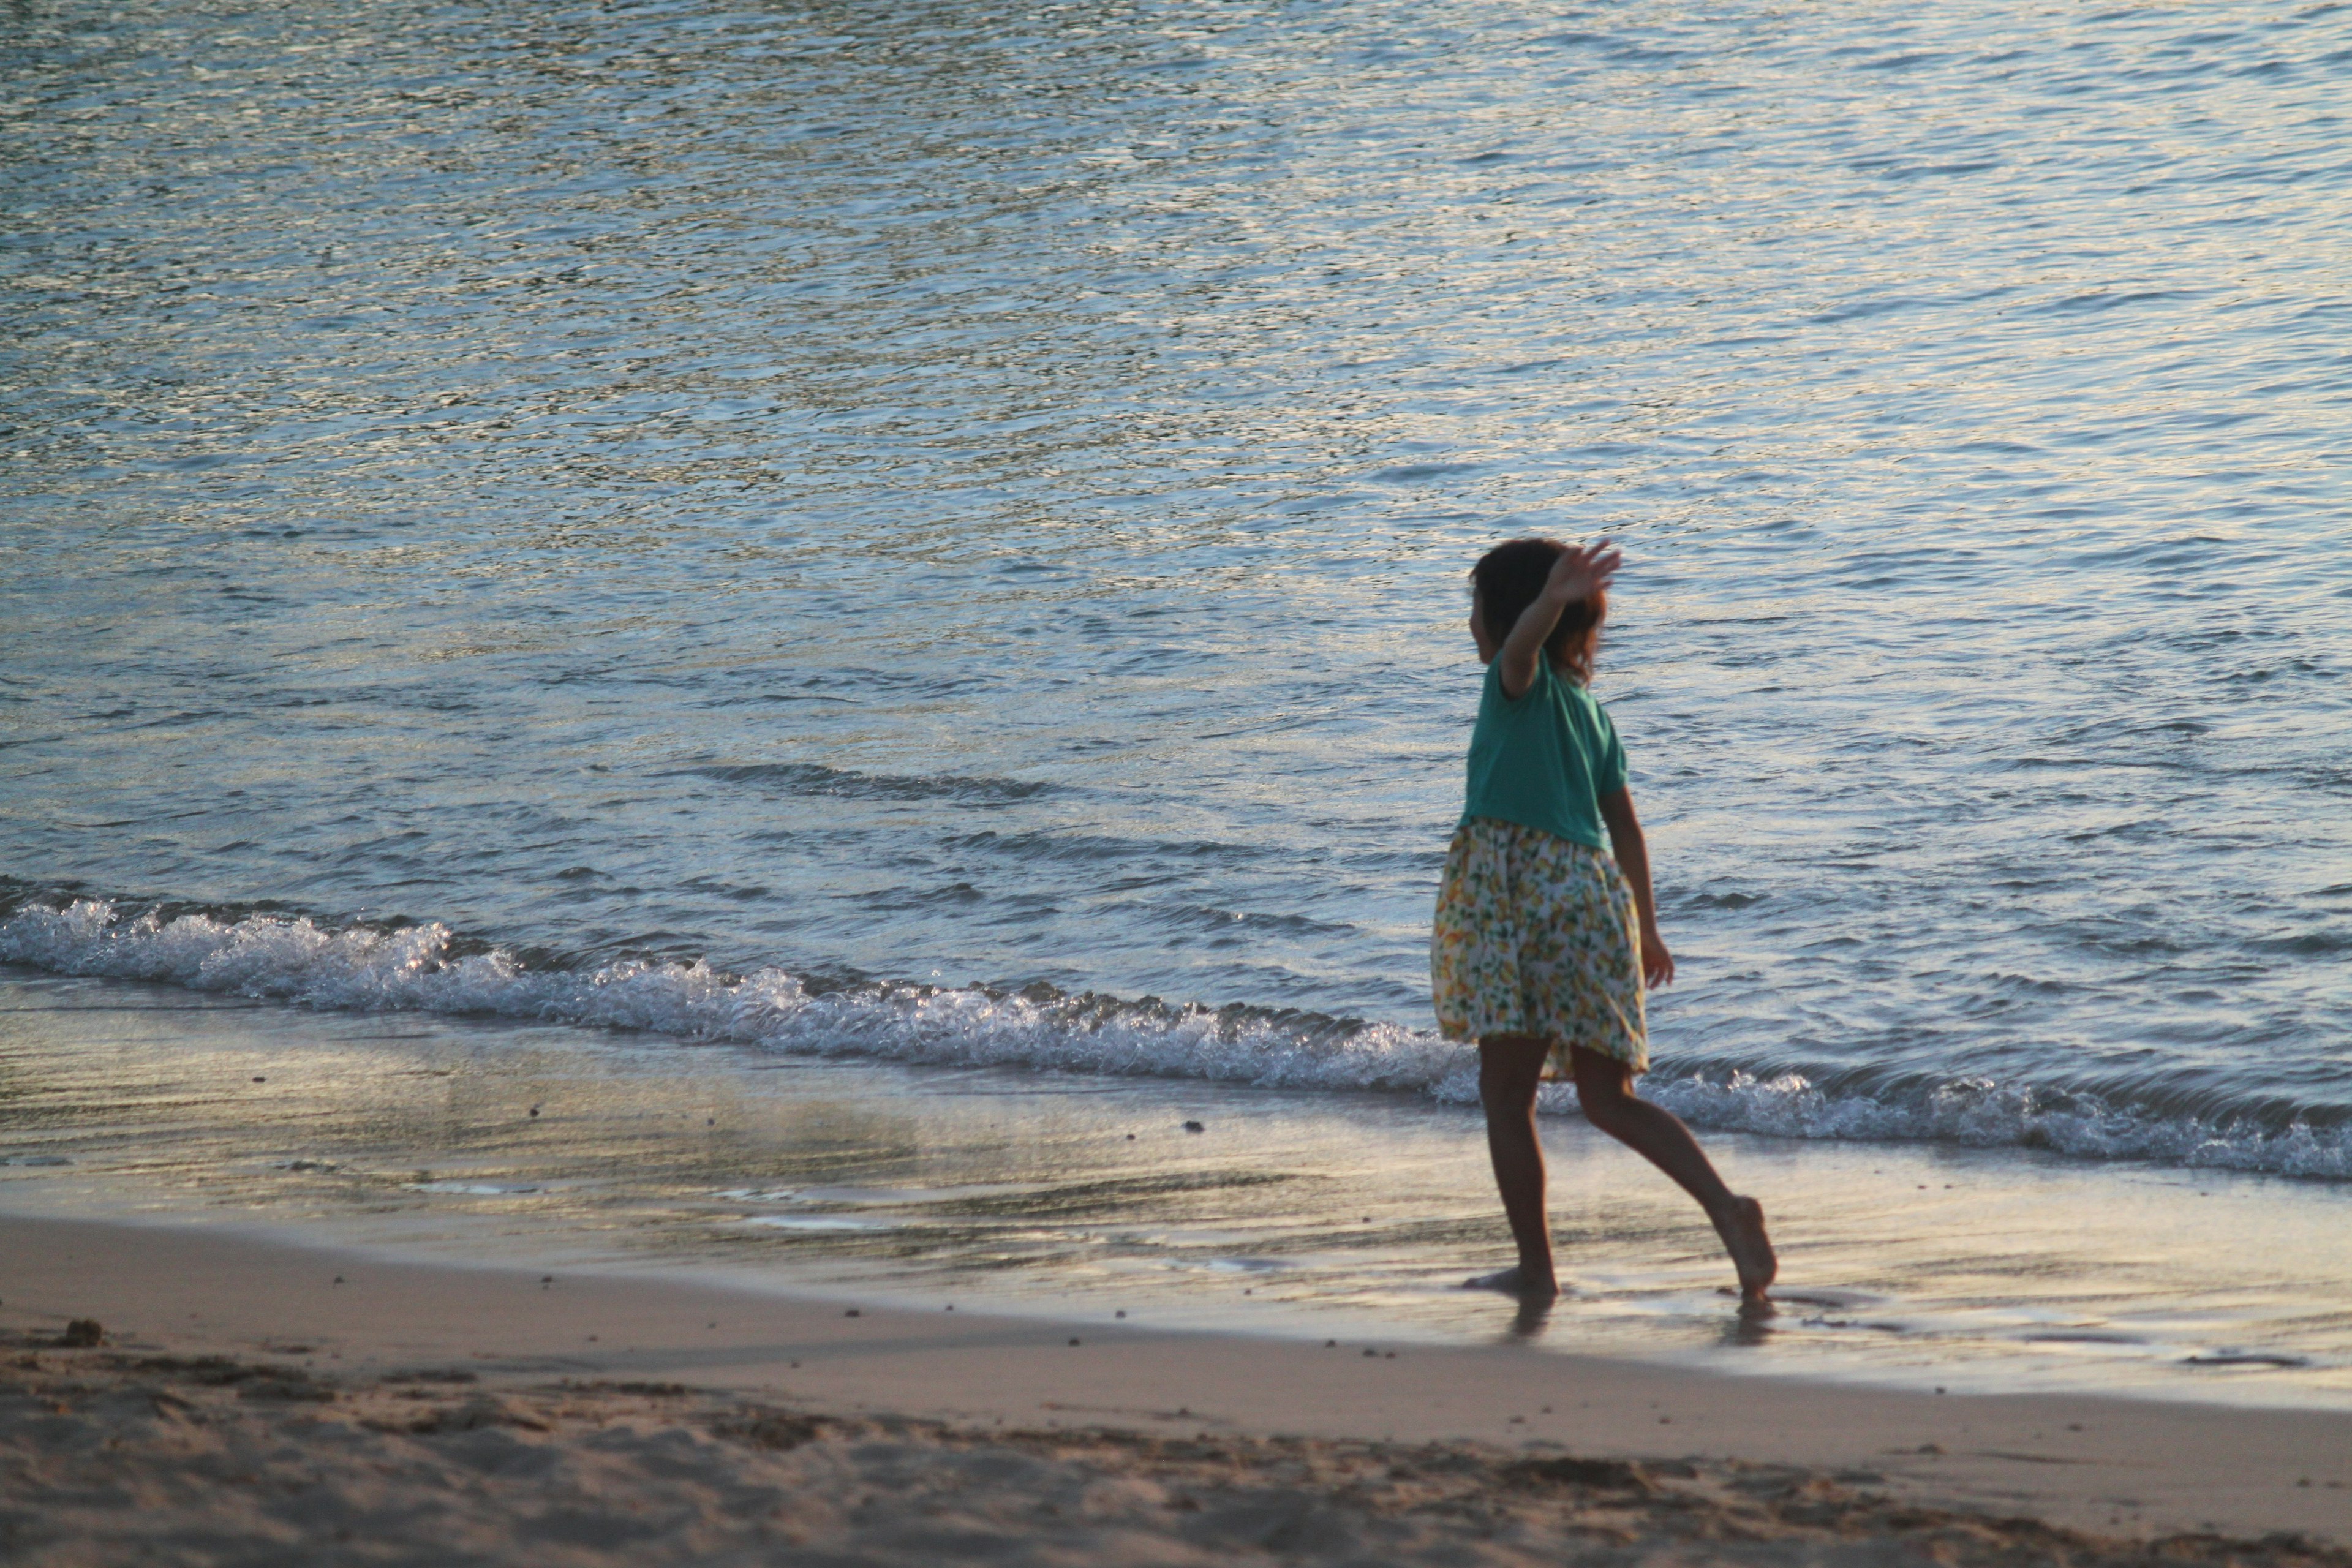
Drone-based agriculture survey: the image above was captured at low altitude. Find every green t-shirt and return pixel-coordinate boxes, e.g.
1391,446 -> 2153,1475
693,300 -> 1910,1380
1458,655 -> 1628,851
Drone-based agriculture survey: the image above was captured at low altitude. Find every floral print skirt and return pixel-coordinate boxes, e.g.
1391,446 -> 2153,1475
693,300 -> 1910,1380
1431,816 -> 1648,1076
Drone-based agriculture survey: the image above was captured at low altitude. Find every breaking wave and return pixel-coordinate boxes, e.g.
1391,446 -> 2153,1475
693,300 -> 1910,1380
3,892 -> 2347,1182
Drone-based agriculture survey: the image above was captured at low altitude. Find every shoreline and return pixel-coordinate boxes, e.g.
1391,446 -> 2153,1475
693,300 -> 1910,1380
9,970 -> 2352,1411
5,1210 -> 2348,1558
9,898 -> 2351,1185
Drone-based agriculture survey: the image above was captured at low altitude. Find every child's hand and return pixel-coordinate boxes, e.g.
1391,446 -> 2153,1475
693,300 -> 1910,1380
1641,935 -> 1674,987
1640,924 -> 1675,988
1543,538 -> 1622,605
1498,538 -> 1624,699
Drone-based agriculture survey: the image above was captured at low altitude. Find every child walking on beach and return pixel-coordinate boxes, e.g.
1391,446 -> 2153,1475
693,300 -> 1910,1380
1433,538 -> 1776,1310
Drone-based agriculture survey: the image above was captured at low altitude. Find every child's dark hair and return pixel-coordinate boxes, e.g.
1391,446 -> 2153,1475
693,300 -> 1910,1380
1471,537 -> 1607,684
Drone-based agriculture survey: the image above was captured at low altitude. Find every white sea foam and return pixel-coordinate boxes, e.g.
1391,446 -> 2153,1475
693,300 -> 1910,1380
1637,1072 -> 2352,1180
0,897 -> 1469,1095
4,897 -> 2347,1182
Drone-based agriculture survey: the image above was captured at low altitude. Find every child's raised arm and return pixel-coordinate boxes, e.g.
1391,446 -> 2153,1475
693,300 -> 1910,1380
1498,540 -> 1621,699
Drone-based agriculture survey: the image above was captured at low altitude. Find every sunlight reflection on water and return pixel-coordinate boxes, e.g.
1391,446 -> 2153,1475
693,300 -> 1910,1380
3,0 -> 2350,1167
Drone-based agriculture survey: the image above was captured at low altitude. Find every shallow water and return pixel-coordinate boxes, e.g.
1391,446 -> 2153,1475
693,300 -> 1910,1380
4,7 -> 2351,1174
7,972 -> 2351,1408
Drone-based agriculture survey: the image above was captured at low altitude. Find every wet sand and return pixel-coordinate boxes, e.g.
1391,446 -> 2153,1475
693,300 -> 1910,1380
4,1211 -> 2349,1564
7,973 -> 2352,1405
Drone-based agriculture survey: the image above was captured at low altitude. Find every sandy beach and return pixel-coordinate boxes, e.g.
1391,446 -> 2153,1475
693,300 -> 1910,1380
5,1212 -> 2347,1564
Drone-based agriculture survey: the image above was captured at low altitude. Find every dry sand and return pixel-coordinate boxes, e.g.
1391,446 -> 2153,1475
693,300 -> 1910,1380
4,1212 -> 2348,1565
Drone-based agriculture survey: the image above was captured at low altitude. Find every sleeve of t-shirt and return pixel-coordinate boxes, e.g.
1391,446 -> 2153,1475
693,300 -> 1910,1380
1493,655 -> 1542,705
1593,703 -> 1629,798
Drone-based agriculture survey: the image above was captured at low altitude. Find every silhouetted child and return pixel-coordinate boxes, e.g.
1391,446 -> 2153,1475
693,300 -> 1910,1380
1433,537 -> 1775,1310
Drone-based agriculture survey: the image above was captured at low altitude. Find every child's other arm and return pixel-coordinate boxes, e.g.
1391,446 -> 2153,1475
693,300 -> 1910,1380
1498,540 -> 1622,699
1599,787 -> 1675,988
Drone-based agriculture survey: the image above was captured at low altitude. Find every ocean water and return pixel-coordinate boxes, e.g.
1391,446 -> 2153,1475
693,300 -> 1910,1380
5,0 -> 2351,1199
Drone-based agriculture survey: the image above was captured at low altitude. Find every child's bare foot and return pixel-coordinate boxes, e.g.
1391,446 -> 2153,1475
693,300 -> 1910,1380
1462,1265 -> 1560,1303
1711,1196 -> 1776,1310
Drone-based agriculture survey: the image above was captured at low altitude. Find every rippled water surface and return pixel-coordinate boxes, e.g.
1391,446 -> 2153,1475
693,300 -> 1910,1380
4,0 -> 2351,1174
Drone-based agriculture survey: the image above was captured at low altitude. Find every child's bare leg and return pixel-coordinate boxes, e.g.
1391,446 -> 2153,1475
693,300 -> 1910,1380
1568,1045 -> 1776,1308
1467,1035 -> 1559,1302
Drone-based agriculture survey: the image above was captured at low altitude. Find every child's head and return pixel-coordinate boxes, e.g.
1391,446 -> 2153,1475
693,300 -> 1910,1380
1469,537 -> 1607,682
